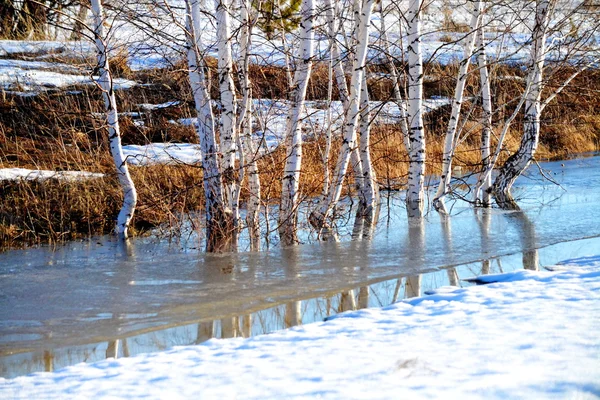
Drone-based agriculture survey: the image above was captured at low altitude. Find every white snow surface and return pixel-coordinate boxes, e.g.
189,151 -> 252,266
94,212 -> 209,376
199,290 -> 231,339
0,59 -> 137,92
2,257 -> 599,399
122,143 -> 202,166
0,168 -> 104,181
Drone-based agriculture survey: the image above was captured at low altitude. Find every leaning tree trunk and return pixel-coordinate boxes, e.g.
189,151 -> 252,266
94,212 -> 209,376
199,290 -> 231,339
405,0 -> 426,216
91,0 -> 137,239
309,0 -> 374,229
433,0 -> 482,213
492,0 -> 552,208
185,0 -> 232,251
278,0 -> 314,246
322,0 -> 364,203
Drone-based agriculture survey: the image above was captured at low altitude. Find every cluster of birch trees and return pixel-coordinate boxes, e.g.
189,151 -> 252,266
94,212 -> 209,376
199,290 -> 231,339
87,0 -> 599,251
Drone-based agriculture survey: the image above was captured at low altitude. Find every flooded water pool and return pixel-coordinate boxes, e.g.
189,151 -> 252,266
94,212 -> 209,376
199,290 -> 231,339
1,155 -> 600,378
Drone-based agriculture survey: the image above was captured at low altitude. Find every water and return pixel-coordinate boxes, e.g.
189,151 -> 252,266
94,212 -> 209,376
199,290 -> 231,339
1,155 -> 600,378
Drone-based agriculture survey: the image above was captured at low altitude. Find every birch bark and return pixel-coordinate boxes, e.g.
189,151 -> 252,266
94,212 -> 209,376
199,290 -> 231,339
91,0 -> 137,239
493,0 -> 553,208
405,0 -> 425,216
278,0 -> 314,245
310,0 -> 374,228
433,0 -> 482,212
378,1 -> 410,152
215,0 -> 238,213
236,0 -> 261,249
473,25 -> 493,207
358,72 -> 377,214
185,0 -> 232,251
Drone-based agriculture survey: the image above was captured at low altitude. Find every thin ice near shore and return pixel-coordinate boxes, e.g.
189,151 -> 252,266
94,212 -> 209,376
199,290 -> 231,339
1,256 -> 599,399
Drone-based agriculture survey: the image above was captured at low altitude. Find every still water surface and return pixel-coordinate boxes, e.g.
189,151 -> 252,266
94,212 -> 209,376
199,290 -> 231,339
1,155 -> 600,378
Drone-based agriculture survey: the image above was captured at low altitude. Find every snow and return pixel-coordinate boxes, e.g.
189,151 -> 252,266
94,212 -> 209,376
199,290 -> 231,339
0,58 -> 137,91
0,40 -> 94,58
0,168 -> 104,182
131,97 -> 449,166
1,257 -> 599,399
122,143 -> 203,166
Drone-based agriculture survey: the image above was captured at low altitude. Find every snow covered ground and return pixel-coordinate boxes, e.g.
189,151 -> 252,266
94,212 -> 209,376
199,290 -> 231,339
123,97 -> 450,165
0,168 -> 104,182
2,256 -> 598,399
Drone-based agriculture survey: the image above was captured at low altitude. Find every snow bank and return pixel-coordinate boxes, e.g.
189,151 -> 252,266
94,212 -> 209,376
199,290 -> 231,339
2,258 -> 598,399
0,168 -> 104,182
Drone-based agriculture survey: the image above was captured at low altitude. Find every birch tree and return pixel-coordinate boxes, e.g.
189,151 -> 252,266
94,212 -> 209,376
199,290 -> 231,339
91,0 -> 137,239
492,0 -> 600,207
185,0 -> 232,251
433,0 -> 482,213
279,0 -> 314,245
309,0 -> 374,229
492,0 -> 553,208
378,0 -> 410,152
473,24 -> 493,207
215,0 -> 238,216
405,0 -> 426,216
236,0 -> 262,249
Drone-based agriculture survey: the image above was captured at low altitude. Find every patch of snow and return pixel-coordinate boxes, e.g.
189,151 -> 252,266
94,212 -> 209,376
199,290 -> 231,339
1,260 -> 598,399
122,143 -> 203,166
0,168 -> 104,182
0,40 -> 94,58
0,63 -> 137,91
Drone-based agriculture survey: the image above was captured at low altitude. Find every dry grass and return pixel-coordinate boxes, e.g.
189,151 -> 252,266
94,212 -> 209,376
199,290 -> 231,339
1,62 -> 599,248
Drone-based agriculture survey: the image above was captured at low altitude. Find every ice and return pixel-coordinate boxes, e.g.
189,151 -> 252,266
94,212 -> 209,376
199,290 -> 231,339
1,260 -> 598,399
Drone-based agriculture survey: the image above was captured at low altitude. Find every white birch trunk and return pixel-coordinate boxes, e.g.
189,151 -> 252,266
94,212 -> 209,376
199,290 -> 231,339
91,0 -> 137,239
323,0 -> 364,201
358,72 -> 377,213
405,0 -> 425,216
473,25 -> 493,207
323,0 -> 335,198
278,0 -> 314,245
378,1 -> 410,152
185,0 -> 231,251
215,0 -> 238,213
433,0 -> 482,212
236,0 -> 261,249
493,0 -> 552,208
310,0 -> 374,228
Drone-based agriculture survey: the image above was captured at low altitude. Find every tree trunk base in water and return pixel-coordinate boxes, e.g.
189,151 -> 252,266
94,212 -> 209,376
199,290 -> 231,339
206,208 -> 234,252
492,188 -> 521,211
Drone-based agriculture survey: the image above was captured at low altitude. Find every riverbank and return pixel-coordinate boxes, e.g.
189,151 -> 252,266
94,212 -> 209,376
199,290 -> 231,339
1,256 -> 599,399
